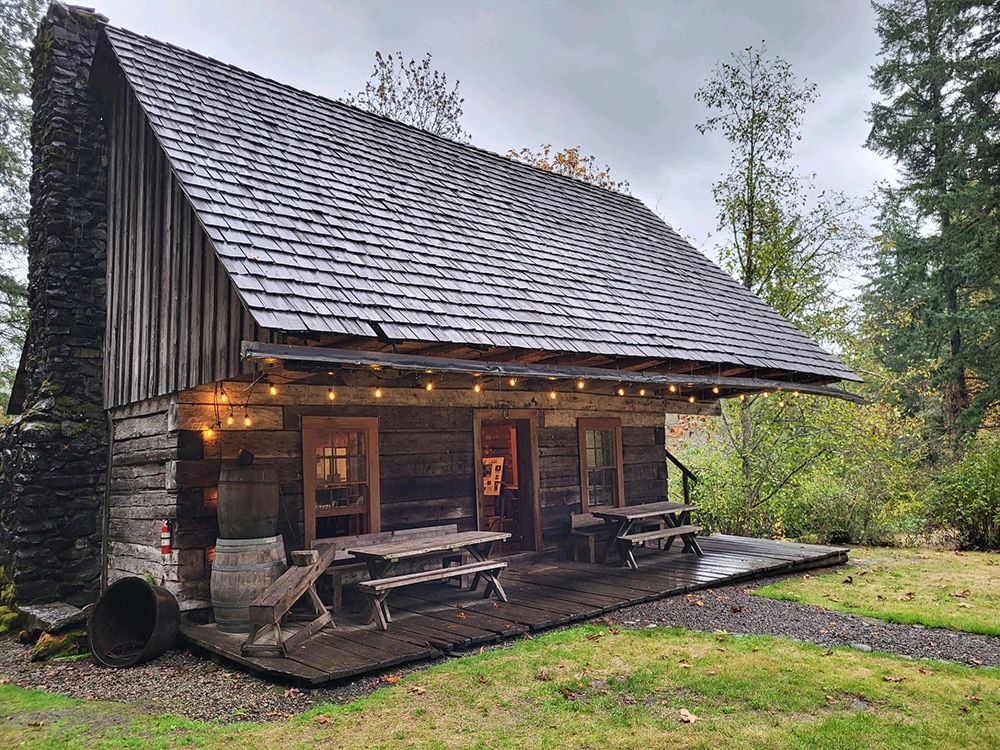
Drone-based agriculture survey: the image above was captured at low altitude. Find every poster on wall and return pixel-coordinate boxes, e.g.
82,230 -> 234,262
482,457 -> 504,496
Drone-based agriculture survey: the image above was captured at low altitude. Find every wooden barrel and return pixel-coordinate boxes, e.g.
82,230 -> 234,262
210,536 -> 287,633
216,466 -> 280,539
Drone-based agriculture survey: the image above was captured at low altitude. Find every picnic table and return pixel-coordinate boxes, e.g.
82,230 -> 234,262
592,501 -> 702,569
348,530 -> 510,629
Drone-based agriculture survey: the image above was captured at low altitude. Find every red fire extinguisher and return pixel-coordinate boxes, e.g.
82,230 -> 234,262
160,520 -> 172,555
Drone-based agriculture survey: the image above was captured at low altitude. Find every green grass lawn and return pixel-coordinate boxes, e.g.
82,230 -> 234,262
3,626 -> 1000,749
755,547 -> 1000,636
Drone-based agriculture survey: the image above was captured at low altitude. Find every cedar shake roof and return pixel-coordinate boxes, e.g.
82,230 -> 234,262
99,26 -> 859,384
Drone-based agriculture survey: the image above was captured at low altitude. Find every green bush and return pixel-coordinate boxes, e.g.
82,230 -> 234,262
933,433 -> 1000,550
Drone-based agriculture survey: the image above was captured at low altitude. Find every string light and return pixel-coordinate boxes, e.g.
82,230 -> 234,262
617,386 -> 625,397
712,386 -> 720,395
203,427 -> 214,438
639,388 -> 646,396
762,391 -> 770,398
778,399 -> 786,407
792,390 -> 801,398
243,411 -> 252,427
473,382 -> 481,393
738,393 -> 746,402
549,391 -> 557,400
226,414 -> 234,426
576,379 -> 585,390
508,377 -> 517,387
220,392 -> 228,403
269,383 -> 278,396
327,387 -> 336,401
425,381 -> 434,391
688,395 -> 696,404
668,384 -> 677,393
374,387 -> 383,398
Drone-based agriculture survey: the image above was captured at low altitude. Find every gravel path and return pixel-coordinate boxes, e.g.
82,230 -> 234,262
2,574 -> 998,723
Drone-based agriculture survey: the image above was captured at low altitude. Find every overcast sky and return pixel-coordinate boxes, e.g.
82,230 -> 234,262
91,0 -> 896,255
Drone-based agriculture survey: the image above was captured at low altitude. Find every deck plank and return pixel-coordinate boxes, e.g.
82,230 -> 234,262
178,535 -> 848,684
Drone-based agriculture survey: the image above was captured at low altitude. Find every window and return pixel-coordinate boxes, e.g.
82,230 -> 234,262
577,418 -> 624,512
302,417 -> 380,546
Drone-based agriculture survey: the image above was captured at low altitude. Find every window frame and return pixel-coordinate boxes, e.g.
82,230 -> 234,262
577,417 -> 625,512
301,416 -> 381,547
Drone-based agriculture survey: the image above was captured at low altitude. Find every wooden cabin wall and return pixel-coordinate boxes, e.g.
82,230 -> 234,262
536,421 -> 667,550
106,395 -> 217,611
103,80 -> 262,410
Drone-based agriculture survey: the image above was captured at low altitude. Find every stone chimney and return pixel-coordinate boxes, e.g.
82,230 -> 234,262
0,4 -> 108,607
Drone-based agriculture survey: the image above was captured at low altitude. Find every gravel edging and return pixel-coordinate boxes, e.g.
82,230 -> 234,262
2,574 -> 998,723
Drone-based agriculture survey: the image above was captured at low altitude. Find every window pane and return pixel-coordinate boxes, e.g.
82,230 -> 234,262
588,468 -> 615,506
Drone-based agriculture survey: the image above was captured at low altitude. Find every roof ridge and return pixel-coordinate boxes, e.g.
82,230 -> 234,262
101,24 -> 657,216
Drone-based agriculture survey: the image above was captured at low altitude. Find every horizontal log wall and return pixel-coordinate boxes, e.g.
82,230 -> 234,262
104,79 -> 262,409
106,395 -> 216,610
173,382 -> 671,557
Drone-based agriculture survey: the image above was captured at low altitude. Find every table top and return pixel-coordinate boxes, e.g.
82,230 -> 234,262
347,530 -> 510,563
591,501 -> 698,521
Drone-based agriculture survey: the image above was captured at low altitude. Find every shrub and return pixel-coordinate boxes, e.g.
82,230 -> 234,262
933,433 -> 1000,550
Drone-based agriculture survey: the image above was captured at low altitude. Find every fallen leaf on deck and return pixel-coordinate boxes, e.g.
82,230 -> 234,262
493,602 -> 501,608
456,611 -> 468,619
679,708 -> 699,723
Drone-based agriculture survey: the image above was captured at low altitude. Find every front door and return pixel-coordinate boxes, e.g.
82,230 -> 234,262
475,412 -> 539,553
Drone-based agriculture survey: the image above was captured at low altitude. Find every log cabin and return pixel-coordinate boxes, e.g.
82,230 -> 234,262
0,5 -> 859,612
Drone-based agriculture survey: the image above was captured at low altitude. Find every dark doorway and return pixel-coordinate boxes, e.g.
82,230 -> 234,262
478,417 -> 537,553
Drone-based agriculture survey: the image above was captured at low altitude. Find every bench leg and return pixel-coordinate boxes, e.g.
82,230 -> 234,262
480,573 -> 508,602
365,592 -> 391,630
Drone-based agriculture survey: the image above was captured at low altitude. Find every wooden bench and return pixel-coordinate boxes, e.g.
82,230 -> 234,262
615,524 -> 702,569
569,512 -> 668,562
243,547 -> 340,656
313,524 -> 462,611
358,560 -> 508,630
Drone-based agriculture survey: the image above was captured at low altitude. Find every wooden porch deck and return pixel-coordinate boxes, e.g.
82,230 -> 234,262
179,535 -> 848,686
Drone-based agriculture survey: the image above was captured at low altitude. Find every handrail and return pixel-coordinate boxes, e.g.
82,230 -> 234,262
665,448 -> 698,505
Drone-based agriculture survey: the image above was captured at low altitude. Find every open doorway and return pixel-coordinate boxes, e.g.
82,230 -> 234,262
475,412 -> 539,553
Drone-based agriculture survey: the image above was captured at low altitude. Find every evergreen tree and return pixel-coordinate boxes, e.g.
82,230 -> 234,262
0,0 -> 41,408
865,0 -> 1000,446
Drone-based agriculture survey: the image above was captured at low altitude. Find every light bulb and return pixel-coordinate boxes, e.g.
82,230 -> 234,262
328,387 -> 336,401
425,381 -> 434,391
688,395 -> 696,404
639,388 -> 646,396
509,377 -> 517,387
473,382 -> 481,393
269,384 -> 278,396
576,380 -> 585,390
243,414 -> 252,427
203,427 -> 214,438
549,391 -> 557,400
374,387 -> 383,398
668,384 -> 677,393
617,387 -> 625,397
226,414 -> 234,426
220,393 -> 228,403
711,386 -> 720,394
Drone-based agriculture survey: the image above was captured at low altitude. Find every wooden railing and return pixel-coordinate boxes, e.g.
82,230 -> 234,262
665,448 -> 698,505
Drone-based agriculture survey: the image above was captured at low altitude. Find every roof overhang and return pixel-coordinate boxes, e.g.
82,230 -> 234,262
241,341 -> 867,404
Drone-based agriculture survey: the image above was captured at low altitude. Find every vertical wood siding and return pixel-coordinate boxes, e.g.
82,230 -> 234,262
104,81 -> 261,409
